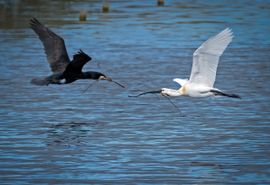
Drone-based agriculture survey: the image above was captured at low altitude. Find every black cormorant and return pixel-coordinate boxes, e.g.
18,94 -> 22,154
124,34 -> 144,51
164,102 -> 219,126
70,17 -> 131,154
30,18 -> 124,88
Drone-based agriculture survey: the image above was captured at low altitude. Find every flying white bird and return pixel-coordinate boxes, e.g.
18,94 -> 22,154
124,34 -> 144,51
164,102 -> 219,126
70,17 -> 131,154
131,28 -> 240,99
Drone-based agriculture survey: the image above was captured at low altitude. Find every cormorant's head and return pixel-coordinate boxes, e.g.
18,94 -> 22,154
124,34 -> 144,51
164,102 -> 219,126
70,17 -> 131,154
83,71 -> 125,88
98,74 -> 112,81
98,74 -> 125,88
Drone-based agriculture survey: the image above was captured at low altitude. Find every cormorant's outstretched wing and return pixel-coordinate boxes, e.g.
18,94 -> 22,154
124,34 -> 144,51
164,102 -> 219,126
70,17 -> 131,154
30,18 -> 70,73
64,50 -> 92,74
189,28 -> 233,87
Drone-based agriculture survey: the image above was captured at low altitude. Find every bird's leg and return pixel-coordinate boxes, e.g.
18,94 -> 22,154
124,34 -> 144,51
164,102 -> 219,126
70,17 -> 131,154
164,96 -> 183,116
82,81 -> 95,93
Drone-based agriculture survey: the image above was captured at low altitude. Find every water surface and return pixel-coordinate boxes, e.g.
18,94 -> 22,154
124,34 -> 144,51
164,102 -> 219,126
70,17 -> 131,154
0,0 -> 270,184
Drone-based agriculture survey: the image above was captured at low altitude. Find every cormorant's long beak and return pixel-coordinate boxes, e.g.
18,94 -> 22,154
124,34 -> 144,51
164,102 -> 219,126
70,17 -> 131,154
129,89 -> 162,97
105,77 -> 125,88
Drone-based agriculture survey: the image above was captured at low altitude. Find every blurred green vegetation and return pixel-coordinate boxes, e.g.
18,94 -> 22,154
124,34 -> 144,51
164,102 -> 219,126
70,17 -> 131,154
0,0 -> 102,29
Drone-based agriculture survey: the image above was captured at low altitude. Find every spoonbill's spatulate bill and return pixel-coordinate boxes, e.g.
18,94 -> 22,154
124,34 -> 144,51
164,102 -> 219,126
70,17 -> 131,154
30,18 -> 124,88
131,28 -> 240,99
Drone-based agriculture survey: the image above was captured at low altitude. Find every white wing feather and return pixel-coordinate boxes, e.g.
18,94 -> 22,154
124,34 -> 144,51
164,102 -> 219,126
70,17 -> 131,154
189,28 -> 233,87
173,78 -> 188,87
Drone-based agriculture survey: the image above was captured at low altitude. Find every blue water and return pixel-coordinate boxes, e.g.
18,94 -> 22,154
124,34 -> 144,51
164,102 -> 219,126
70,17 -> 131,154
1,0 -> 270,184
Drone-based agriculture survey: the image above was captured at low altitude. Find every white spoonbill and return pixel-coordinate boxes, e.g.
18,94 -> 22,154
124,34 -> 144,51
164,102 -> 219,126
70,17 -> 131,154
130,28 -> 240,98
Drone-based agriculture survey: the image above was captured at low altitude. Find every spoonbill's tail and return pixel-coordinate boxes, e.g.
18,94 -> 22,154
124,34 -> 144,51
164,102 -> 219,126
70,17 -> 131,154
129,90 -> 162,97
210,89 -> 241,99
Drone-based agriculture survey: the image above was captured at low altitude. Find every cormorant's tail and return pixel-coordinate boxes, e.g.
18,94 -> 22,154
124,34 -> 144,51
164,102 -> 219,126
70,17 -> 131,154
31,77 -> 50,86
210,89 -> 241,99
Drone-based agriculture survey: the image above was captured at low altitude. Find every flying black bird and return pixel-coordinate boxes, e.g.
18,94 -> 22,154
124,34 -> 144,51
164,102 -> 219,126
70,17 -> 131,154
30,18 -> 124,88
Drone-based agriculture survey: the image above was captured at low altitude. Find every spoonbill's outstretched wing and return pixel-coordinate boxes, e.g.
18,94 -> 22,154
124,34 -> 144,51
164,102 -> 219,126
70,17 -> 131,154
189,28 -> 233,87
173,78 -> 188,87
30,18 -> 70,73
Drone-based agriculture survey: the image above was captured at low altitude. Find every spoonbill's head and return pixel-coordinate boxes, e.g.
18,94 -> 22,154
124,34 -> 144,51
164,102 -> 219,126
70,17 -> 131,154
161,88 -> 181,97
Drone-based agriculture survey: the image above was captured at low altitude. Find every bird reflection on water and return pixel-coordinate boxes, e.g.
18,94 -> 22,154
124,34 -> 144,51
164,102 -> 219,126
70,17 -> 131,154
46,122 -> 104,147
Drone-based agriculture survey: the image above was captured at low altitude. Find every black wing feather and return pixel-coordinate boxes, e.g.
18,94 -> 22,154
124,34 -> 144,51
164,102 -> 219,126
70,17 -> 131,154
30,18 -> 70,73
64,50 -> 92,74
